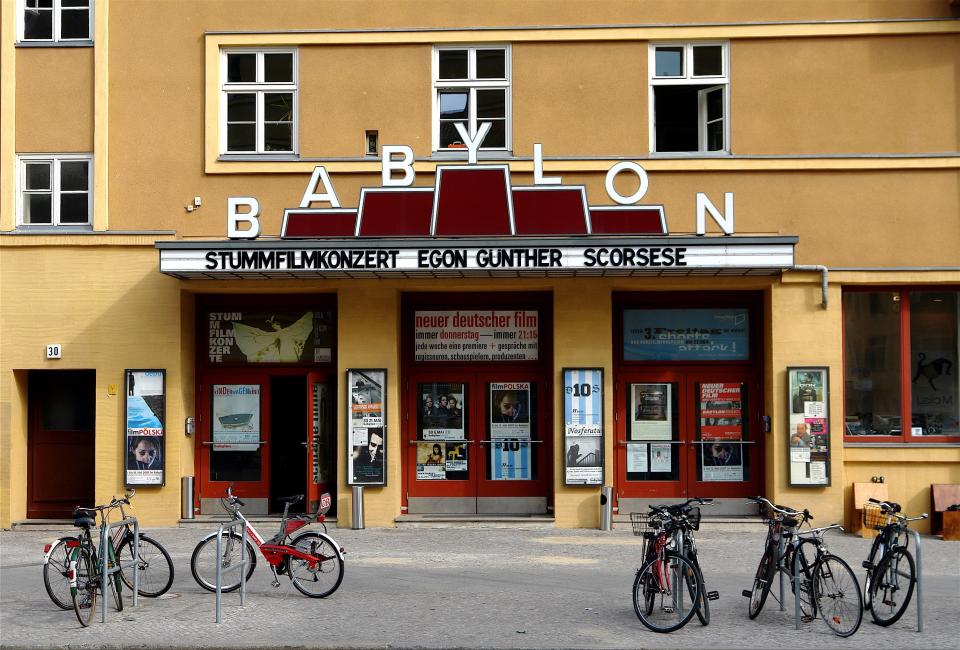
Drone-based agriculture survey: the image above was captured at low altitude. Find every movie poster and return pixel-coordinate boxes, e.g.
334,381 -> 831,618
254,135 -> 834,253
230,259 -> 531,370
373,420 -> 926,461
563,369 -> 603,485
125,370 -> 165,486
348,369 -> 386,486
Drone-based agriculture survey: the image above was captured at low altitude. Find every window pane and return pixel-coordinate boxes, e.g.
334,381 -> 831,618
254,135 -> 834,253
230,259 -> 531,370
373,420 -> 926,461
655,47 -> 683,76
24,194 -> 52,224
60,161 -> 88,191
227,53 -> 256,83
264,123 -> 292,151
706,88 -> 723,121
26,163 -> 51,190
60,8 -> 89,39
481,120 -> 505,148
24,8 -> 52,40
477,89 -> 505,119
843,291 -> 902,435
706,121 -> 723,151
653,86 -> 698,152
227,124 -> 256,151
693,45 -> 723,76
59,193 -> 89,223
264,93 -> 293,121
227,93 -> 256,121
476,49 -> 506,79
264,53 -> 293,82
439,92 -> 468,120
910,291 -> 959,436
439,121 -> 466,148
438,50 -> 468,79
62,1 -> 89,7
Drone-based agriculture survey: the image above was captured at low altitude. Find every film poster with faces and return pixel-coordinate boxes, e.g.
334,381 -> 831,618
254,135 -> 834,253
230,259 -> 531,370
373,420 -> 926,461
125,370 -> 165,486
788,368 -> 830,486
628,383 -> 673,474
699,383 -> 744,482
349,370 -> 386,485
489,382 -> 532,480
563,369 -> 603,485
416,382 -> 467,480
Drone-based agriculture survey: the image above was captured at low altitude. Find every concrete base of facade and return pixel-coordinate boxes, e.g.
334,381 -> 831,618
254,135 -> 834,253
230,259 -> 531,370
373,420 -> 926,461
395,514 -> 556,528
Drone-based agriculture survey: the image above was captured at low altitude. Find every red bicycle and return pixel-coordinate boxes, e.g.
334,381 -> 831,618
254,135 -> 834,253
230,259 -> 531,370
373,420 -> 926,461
190,489 -> 344,598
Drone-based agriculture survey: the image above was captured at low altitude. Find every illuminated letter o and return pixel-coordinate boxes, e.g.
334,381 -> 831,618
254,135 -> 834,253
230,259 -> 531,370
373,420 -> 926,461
605,161 -> 649,205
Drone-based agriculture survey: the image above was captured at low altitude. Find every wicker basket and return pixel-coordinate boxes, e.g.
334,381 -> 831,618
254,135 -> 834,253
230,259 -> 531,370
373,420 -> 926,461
630,512 -> 655,537
862,503 -> 890,530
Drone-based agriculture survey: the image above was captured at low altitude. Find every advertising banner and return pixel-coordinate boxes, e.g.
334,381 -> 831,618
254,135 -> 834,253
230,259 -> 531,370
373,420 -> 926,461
206,308 -> 334,364
125,370 -> 165,486
624,308 -> 749,361
415,310 -> 538,362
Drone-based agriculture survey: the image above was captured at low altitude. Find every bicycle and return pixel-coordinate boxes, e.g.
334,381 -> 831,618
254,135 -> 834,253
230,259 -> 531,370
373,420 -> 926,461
67,499 -> 127,627
190,488 -> 344,598
630,497 -> 718,633
861,497 -> 927,626
43,490 -> 174,610
742,496 -> 863,637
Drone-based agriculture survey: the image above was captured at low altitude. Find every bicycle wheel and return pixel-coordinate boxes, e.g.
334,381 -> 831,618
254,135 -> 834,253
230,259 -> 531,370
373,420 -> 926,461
633,553 -> 701,633
863,534 -> 885,611
287,532 -> 344,598
106,543 -> 123,613
118,533 -> 174,597
748,545 -> 776,619
72,547 -> 98,628
43,536 -> 77,610
868,547 -> 915,627
814,554 -> 863,637
190,531 -> 257,592
688,552 -> 710,625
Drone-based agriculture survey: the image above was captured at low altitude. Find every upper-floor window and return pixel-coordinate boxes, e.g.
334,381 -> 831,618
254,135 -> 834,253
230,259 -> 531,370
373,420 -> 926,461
433,45 -> 510,152
221,49 -> 298,155
649,42 -> 728,154
19,0 -> 92,43
17,154 -> 92,227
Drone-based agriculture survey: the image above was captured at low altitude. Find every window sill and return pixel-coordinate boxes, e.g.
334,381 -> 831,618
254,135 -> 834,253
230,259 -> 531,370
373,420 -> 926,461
649,151 -> 732,158
16,40 -> 94,48
844,441 -> 960,448
11,225 -> 93,233
218,154 -> 300,162
431,150 -> 515,161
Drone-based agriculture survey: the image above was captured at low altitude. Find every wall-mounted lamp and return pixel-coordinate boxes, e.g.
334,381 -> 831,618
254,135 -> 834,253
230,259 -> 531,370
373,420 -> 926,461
185,416 -> 196,436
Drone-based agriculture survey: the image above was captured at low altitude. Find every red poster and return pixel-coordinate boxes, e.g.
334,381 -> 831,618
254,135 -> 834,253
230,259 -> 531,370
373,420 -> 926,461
700,383 -> 743,441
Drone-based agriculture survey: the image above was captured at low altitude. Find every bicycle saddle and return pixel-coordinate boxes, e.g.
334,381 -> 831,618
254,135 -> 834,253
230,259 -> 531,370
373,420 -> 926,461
277,494 -> 304,505
73,509 -> 96,528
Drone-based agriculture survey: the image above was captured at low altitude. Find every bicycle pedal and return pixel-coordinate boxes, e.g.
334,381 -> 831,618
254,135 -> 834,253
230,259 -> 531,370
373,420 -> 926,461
270,579 -> 281,588
662,606 -> 675,613
741,589 -> 752,598
882,599 -> 896,607
707,591 -> 720,601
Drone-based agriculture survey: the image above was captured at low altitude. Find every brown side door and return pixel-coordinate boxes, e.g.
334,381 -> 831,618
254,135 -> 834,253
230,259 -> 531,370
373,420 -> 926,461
27,370 -> 96,519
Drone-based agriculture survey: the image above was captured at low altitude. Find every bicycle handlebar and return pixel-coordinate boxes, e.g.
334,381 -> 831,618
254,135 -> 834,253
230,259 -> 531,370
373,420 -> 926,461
747,496 -> 813,521
867,497 -> 928,521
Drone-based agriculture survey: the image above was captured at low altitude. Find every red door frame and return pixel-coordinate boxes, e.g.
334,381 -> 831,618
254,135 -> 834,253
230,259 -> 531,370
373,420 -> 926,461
194,294 -> 337,510
613,291 -> 765,502
401,292 -> 553,511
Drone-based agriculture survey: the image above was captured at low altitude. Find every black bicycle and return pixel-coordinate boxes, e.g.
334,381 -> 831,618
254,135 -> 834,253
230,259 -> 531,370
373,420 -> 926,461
743,496 -> 863,637
68,500 -> 126,626
43,490 -> 173,610
861,497 -> 927,626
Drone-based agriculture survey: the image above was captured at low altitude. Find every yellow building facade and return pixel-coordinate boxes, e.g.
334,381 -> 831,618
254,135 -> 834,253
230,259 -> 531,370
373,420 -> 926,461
2,0 -> 959,530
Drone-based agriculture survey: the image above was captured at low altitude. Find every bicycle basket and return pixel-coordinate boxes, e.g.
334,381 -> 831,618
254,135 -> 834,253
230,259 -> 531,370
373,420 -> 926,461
687,507 -> 702,531
862,503 -> 889,530
630,512 -> 656,537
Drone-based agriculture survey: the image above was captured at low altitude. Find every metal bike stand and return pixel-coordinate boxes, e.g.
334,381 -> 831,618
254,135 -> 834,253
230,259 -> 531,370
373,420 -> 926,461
778,533 -> 786,612
100,516 -> 140,623
911,530 -> 923,632
214,518 -> 249,624
791,538 -> 801,630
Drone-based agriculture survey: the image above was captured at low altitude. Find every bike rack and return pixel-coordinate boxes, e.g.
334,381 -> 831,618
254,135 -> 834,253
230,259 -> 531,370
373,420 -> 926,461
214,518 -> 249,624
911,529 -> 923,632
99,516 -> 140,624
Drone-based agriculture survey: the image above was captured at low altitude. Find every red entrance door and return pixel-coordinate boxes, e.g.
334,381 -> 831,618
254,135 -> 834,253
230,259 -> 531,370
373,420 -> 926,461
615,368 -> 763,506
405,371 -> 550,514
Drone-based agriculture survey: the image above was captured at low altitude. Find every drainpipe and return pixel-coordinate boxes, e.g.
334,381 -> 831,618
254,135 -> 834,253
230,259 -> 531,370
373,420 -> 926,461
790,265 -> 829,309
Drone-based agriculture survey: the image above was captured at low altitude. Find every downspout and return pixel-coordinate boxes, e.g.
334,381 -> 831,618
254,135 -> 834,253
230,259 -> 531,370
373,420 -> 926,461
790,265 -> 829,309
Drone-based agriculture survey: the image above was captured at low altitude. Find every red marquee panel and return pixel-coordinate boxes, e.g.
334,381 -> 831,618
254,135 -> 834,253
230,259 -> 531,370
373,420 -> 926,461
282,209 -> 358,238
512,187 -> 589,235
589,207 -> 667,235
357,189 -> 434,237
433,166 -> 512,236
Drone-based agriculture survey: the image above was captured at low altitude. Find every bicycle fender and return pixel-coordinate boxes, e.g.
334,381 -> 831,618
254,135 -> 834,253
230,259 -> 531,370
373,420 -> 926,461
314,532 -> 346,561
42,536 -> 77,565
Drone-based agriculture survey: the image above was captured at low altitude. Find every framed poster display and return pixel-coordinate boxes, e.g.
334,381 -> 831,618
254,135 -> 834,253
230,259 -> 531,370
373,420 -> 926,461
125,369 -> 166,486
787,367 -> 831,487
563,368 -> 604,485
347,369 -> 386,486
416,382 -> 468,480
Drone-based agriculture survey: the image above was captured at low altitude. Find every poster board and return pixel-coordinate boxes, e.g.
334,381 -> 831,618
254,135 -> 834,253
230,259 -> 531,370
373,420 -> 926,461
562,368 -> 604,485
124,369 -> 166,486
347,369 -> 387,486
787,367 -> 831,487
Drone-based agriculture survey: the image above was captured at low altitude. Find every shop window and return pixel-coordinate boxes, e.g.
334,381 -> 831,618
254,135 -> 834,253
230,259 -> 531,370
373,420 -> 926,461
649,42 -> 728,154
221,49 -> 297,155
433,45 -> 510,152
19,0 -> 92,43
16,154 -> 92,228
843,289 -> 959,442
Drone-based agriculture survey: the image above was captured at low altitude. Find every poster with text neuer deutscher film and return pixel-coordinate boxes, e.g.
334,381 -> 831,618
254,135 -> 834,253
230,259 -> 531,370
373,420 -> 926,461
414,310 -> 539,362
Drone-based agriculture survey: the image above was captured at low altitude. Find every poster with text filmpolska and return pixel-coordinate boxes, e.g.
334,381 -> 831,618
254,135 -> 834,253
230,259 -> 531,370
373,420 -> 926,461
564,369 -> 603,485
490,382 -> 532,480
125,370 -> 165,486
414,310 -> 539,362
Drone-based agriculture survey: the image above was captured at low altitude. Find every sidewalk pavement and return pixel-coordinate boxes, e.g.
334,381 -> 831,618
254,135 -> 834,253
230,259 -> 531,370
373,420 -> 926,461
1,521 -> 958,649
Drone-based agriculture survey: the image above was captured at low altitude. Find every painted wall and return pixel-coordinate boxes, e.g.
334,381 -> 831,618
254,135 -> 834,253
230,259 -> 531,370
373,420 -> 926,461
15,47 -> 93,152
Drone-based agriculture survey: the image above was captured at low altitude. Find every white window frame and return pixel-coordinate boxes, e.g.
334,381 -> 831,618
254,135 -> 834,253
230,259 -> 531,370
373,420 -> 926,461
219,48 -> 299,156
16,154 -> 94,227
17,0 -> 94,44
648,41 -> 730,155
432,44 -> 511,153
